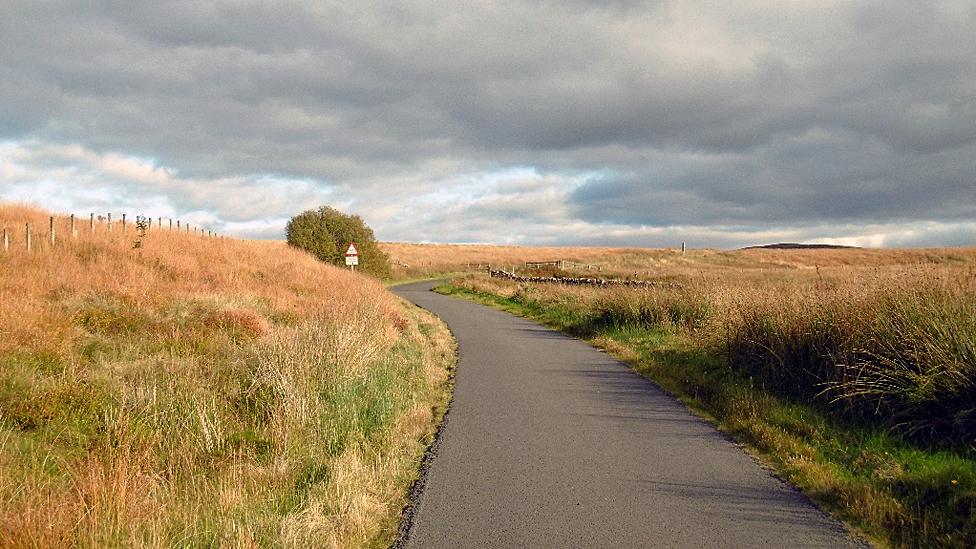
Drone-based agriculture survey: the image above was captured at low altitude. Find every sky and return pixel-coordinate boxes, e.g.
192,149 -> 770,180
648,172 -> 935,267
1,1 -> 974,248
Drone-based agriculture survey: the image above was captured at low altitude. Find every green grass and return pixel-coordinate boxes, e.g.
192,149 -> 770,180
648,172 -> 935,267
438,281 -> 976,548
0,295 -> 454,547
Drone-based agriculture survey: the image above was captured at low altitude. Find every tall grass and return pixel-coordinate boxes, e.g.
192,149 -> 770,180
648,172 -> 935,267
0,204 -> 453,547
458,265 -> 976,448
727,270 -> 976,447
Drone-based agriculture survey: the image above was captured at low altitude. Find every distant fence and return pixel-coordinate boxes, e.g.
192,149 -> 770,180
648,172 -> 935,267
524,260 -> 562,269
458,260 -> 603,273
522,260 -> 603,271
489,269 -> 680,289
1,213 -> 226,254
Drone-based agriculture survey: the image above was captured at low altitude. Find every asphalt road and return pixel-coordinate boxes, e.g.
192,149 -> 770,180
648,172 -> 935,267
393,280 -> 863,548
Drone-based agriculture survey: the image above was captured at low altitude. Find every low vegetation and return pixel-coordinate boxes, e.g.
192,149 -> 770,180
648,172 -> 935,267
442,252 -> 976,548
0,204 -> 453,547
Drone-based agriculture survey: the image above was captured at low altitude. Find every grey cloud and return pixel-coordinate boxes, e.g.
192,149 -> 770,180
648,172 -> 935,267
1,1 -> 974,247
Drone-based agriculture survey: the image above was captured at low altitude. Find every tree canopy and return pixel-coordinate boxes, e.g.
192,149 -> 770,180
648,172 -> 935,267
285,206 -> 391,278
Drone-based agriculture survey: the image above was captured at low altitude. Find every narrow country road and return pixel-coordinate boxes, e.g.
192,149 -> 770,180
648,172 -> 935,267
392,281 -> 864,548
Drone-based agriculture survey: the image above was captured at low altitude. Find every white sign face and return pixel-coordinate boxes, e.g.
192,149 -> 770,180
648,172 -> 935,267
345,255 -> 359,266
345,243 -> 358,256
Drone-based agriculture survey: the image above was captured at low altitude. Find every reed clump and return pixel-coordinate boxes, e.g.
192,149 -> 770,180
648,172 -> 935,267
729,270 -> 976,446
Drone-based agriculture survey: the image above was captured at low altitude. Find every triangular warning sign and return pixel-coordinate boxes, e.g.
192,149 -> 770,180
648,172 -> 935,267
345,243 -> 358,256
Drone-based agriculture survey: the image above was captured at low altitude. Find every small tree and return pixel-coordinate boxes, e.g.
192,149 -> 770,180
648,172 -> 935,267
286,209 -> 339,263
286,206 -> 391,278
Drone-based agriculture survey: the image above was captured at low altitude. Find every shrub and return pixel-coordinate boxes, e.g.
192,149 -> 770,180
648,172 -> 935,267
285,206 -> 391,278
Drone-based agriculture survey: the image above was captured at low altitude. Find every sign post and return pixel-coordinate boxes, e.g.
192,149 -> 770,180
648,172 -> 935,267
345,243 -> 359,272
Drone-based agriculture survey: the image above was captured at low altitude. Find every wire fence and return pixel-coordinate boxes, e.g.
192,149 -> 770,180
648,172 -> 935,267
1,213 -> 226,254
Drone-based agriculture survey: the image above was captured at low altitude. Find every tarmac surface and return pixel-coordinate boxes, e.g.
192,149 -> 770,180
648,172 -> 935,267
392,280 -> 864,548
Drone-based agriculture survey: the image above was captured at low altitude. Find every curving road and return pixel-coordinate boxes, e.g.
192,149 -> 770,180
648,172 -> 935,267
393,281 -> 864,548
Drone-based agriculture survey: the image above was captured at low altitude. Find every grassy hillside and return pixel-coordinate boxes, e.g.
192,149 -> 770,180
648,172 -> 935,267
441,248 -> 976,547
0,204 -> 453,547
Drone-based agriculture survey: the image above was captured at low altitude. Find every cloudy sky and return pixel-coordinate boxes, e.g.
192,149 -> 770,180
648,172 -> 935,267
1,1 -> 974,248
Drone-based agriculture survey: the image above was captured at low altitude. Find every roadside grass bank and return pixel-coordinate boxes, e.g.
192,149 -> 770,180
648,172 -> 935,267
439,274 -> 976,548
0,204 -> 454,547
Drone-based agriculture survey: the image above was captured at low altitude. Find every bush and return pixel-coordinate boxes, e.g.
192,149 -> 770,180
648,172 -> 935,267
286,206 -> 391,278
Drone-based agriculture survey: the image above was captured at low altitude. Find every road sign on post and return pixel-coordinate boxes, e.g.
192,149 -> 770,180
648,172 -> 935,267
345,243 -> 359,271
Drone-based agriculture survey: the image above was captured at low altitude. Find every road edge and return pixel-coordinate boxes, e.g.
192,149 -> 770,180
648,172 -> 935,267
390,281 -> 458,549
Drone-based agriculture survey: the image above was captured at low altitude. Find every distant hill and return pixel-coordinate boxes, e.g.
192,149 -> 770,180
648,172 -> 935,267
741,242 -> 859,250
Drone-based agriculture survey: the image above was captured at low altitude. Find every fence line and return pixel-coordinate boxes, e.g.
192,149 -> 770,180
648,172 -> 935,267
524,260 -> 562,269
0,213 -> 227,255
457,259 -> 604,274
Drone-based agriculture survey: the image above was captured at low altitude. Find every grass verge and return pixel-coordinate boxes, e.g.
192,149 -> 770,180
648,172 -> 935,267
0,204 -> 455,548
437,280 -> 975,548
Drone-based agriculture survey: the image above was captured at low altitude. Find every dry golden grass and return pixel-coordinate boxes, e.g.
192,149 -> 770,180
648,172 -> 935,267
382,240 -> 976,280
0,204 -> 454,547
1,205 -> 390,353
381,242 -> 660,277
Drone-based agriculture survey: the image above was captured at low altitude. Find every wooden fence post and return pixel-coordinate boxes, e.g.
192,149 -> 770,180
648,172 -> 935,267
107,213 -> 112,232
2,227 -> 8,253
70,214 -> 76,238
49,216 -> 56,246
25,223 -> 31,252
122,214 -> 126,232
90,213 -> 95,233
